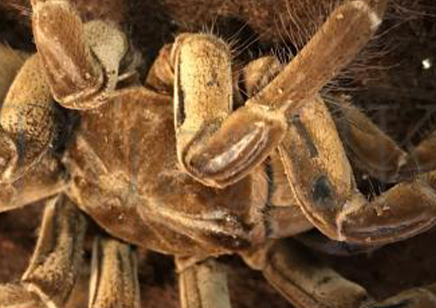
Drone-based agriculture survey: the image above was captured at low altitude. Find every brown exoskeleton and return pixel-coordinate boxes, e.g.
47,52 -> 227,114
1,0 -> 436,307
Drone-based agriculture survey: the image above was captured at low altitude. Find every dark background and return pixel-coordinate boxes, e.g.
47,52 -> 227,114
0,0 -> 435,307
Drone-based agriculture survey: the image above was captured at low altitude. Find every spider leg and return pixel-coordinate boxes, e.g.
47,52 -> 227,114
0,50 -> 66,212
247,0 -> 389,111
0,154 -> 68,213
0,54 -> 57,183
171,0 -> 390,188
264,118 -> 379,254
333,95 -> 436,182
267,143 -> 314,238
371,284 -> 436,308
30,0 -> 138,110
332,95 -> 407,181
400,130 -> 436,178
145,43 -> 174,94
0,195 -> 87,308
241,239 -> 372,308
88,237 -> 140,308
243,239 -> 436,308
279,94 -> 436,245
176,257 -> 232,308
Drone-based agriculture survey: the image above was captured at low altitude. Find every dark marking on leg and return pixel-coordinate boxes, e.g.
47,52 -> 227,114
176,59 -> 186,127
313,176 -> 332,206
16,129 -> 28,163
292,115 -> 318,158
316,276 -> 333,286
264,157 -> 274,202
206,70 -> 220,88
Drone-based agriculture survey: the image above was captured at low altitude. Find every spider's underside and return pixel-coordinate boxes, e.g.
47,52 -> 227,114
1,0 -> 436,307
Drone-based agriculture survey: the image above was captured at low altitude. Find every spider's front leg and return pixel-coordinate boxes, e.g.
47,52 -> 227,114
171,0 -> 390,188
30,0 -> 139,110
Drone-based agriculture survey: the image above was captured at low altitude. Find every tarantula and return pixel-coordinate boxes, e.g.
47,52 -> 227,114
1,0 -> 436,307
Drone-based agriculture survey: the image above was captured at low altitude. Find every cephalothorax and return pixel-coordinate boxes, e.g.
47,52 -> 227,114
1,0 -> 436,307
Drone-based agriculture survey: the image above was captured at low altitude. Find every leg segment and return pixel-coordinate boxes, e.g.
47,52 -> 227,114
0,54 -> 57,183
171,0 -> 390,188
176,257 -> 231,308
242,239 -> 372,308
333,95 -> 436,182
332,95 -> 407,181
268,147 -> 314,238
88,237 -> 140,308
0,195 -> 87,307
30,0 -> 136,110
279,95 -> 436,244
0,52 -> 66,210
248,0 -> 389,111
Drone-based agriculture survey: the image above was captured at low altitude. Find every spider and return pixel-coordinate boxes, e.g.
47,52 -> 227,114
1,0 -> 436,307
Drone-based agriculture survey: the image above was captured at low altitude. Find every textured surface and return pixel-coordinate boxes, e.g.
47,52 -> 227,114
0,0 -> 436,307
